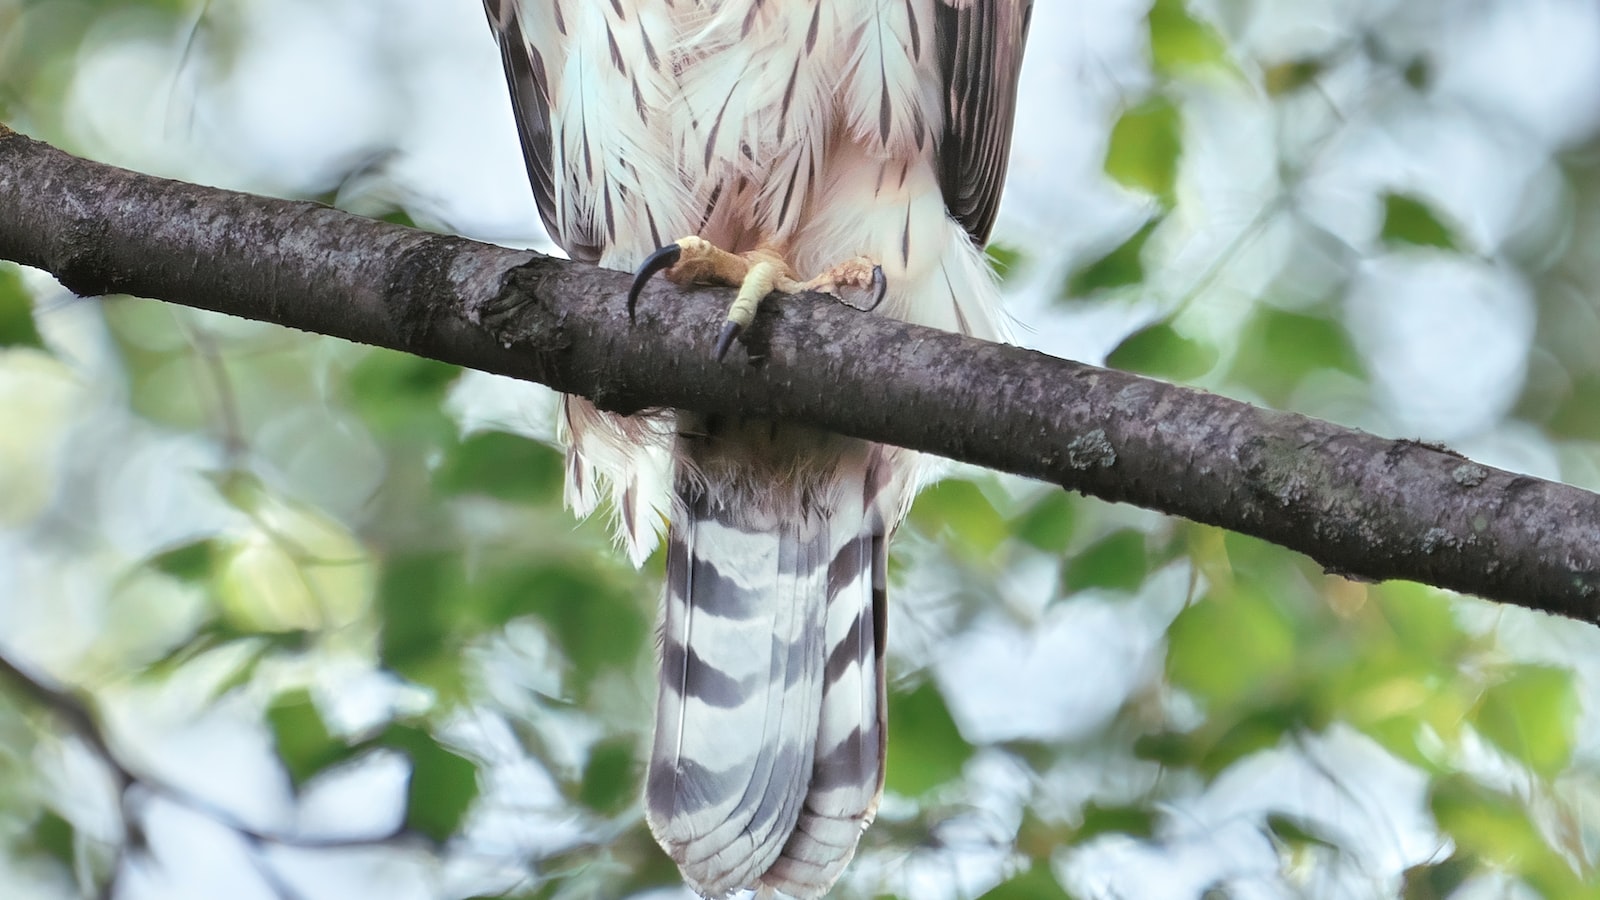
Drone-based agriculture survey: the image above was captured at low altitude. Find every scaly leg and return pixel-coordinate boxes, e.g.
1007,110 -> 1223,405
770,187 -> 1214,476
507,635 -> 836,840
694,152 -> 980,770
628,237 -> 887,360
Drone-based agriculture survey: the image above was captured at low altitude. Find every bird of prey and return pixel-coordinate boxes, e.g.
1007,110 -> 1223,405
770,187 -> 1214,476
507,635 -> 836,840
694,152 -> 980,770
484,2 -> 1032,896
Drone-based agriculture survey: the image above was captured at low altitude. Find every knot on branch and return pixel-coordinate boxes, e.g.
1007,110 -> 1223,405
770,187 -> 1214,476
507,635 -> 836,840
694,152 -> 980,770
52,204 -> 114,298
476,258 -> 568,353
386,234 -> 481,345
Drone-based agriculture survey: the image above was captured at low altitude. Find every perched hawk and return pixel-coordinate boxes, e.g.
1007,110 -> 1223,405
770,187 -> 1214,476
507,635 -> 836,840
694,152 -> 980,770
484,2 -> 1031,896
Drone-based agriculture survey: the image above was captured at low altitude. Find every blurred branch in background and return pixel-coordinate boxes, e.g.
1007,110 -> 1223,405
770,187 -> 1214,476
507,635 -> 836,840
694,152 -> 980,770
1,125 -> 1597,619
0,651 -> 410,900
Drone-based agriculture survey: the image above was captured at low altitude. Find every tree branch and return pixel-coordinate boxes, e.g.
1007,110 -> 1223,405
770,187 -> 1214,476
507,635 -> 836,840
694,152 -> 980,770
2,125 -> 1597,620
0,652 -> 407,855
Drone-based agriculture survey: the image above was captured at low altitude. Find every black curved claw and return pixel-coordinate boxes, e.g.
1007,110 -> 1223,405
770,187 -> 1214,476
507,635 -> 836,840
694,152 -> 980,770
627,243 -> 682,321
865,265 -> 888,312
713,320 -> 742,361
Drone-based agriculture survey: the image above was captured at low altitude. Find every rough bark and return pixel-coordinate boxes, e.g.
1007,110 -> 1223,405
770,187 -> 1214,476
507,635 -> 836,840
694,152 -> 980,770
2,125 -> 1597,620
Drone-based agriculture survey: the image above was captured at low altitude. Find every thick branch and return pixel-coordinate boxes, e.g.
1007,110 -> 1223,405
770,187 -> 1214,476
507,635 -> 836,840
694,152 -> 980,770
2,126 -> 1597,620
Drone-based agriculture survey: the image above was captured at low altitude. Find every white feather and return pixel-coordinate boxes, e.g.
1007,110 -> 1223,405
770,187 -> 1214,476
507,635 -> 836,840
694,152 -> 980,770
837,0 -> 939,153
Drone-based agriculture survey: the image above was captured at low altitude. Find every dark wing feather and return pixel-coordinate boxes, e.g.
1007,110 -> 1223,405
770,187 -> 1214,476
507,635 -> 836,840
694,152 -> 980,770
483,0 -> 602,263
934,0 -> 1034,246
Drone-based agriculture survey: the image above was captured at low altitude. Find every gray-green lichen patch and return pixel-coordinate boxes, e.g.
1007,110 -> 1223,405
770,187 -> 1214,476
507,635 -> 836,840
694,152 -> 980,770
1421,527 -> 1455,553
1451,463 -> 1489,487
1066,428 -> 1116,470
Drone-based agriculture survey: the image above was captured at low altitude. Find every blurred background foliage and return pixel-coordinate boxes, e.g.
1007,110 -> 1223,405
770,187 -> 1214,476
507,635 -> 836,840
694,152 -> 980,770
3,0 -> 1600,898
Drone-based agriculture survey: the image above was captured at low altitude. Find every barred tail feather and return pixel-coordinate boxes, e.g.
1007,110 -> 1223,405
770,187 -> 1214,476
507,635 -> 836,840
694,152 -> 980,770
761,530 -> 887,897
647,483 -> 829,896
648,449 -> 894,899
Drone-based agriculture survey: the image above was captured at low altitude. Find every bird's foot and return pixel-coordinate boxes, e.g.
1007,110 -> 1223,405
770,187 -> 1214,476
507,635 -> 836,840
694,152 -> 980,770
628,237 -> 885,360
795,256 -> 888,313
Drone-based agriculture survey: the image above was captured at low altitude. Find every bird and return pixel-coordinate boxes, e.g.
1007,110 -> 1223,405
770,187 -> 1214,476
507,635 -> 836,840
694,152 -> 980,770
483,2 -> 1032,896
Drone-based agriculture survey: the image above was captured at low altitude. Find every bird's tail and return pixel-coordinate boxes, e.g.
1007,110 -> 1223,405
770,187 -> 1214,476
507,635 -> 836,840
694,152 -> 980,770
759,519 -> 887,899
645,435 -> 893,899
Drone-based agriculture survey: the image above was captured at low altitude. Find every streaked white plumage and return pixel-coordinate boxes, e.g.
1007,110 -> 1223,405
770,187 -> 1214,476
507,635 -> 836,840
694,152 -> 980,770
484,2 -> 1032,895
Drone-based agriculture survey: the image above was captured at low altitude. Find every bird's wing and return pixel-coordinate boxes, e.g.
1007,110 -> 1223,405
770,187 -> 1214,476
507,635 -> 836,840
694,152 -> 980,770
934,0 -> 1035,246
482,0 -> 602,263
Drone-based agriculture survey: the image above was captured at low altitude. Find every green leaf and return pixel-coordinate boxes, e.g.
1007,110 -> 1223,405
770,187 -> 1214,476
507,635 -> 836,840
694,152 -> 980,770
147,539 -> 218,583
1403,58 -> 1432,91
1428,776 -> 1584,897
381,549 -> 646,701
1372,583 -> 1466,669
346,350 -> 460,438
1063,529 -> 1149,593
1132,729 -> 1200,768
986,243 -> 1027,280
1227,307 -> 1363,406
1429,776 -> 1542,861
267,689 -> 352,788
1078,802 -> 1156,840
378,552 -> 468,695
979,862 -> 1071,900
1106,96 -> 1182,205
1168,588 -> 1297,707
1380,193 -> 1458,250
1066,218 -> 1159,297
1472,665 -> 1577,778
908,479 -> 1008,560
0,265 -> 43,349
1266,812 -> 1338,849
1264,59 -> 1327,96
212,485 -> 374,634
435,430 -> 563,504
382,724 -> 479,843
578,737 -> 638,814
380,208 -> 420,229
1197,703 -> 1311,777
885,682 -> 971,795
1401,854 -> 1475,900
486,565 -> 648,689
136,627 -> 305,692
1148,0 -> 1231,76
1545,373 -> 1600,440
1012,493 -> 1077,554
27,810 -> 74,868
1106,320 -> 1217,380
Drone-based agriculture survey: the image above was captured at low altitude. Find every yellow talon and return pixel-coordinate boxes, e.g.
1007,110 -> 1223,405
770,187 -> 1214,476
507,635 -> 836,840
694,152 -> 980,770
628,237 -> 879,359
